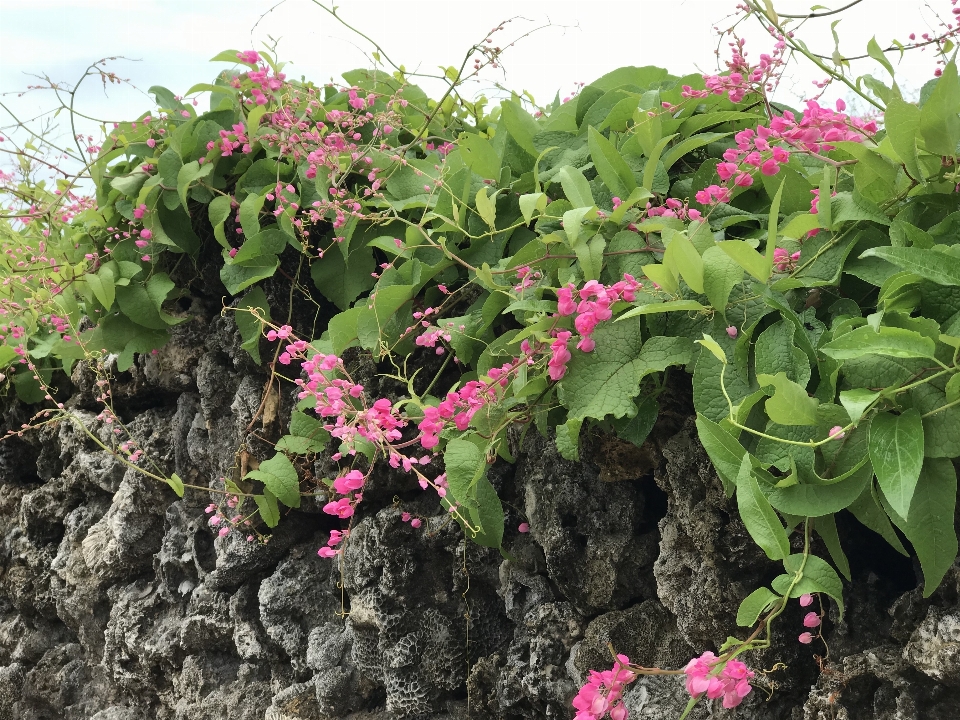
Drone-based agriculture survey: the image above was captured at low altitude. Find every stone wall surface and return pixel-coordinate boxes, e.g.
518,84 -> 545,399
2,306 -> 960,720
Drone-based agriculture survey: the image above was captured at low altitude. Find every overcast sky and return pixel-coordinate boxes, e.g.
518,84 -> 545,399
0,0 -> 952,157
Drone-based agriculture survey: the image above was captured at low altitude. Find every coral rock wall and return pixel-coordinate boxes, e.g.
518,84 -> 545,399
2,308 -> 960,719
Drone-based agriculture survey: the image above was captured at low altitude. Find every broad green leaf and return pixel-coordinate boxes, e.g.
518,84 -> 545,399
839,388 -> 880,424
475,187 -> 497,228
661,132 -> 731,171
444,438 -> 487,510
575,232 -> 606,281
255,490 -> 280,528
245,453 -> 301,508
641,133 -> 678,193
919,60 -> 960,157
830,192 -> 890,226
561,327 -> 691,422
755,320 -> 809,388
588,125 -> 637,198
555,417 -> 583,461
563,206 -> 599,246
176,160 -> 212,209
458,132 -> 501,179
84,270 -> 115,310
869,409 -> 924,519
640,263 -> 678,294
500,100 -> 541,158
757,372 -> 819,425
519,192 -> 547,224
466,474 -> 505,548
861,246 -> 960,287
208,195 -> 233,249
946,374 -> 960,403
221,255 -> 280,295
609,186 -> 653,224
867,36 -> 896,78
702,246 -> 744,315
737,454 -> 791,561
815,513 -> 851,580
663,230 -> 704,294
774,553 -> 845,618
310,244 -> 376,311
678,111 -> 764,137
884,97 -> 924,181
696,334 -> 727,364
239,191 -> 266,237
556,165 -> 594,208
881,457 -> 958,597
820,325 -> 936,360
848,481 -> 909,556
615,299 -> 706,321
736,587 -> 780,627
236,287 -> 271,364
718,240 -> 770,282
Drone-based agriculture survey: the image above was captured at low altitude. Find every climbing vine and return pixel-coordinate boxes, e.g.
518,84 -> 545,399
3,1 -> 960,717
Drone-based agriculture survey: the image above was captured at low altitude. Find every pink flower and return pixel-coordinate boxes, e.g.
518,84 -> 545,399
803,612 -> 822,628
726,326 -> 738,339
828,426 -> 845,440
237,50 -> 261,64
333,469 -> 366,494
798,632 -> 814,644
717,162 -> 739,181
410,518 -> 422,529
761,158 -> 781,176
518,522 -> 530,533
799,593 -> 813,607
140,229 -> 152,240
318,547 -> 339,558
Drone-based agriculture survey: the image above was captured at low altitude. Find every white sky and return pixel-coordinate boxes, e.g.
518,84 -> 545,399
0,0 -> 954,158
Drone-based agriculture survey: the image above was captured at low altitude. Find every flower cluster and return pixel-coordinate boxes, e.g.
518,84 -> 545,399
643,197 -> 703,222
797,593 -> 822,643
683,34 -> 786,103
417,358 -> 524,448
556,275 -> 642,355
572,654 -> 635,720
683,652 -> 755,709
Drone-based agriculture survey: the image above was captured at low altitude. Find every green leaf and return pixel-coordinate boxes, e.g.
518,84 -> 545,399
458,133 -> 501,179
946,374 -> 960,404
884,97 -> 924,181
615,299 -> 706,321
640,263 -> 678,294
702,246 -> 744,316
736,587 -> 780,627
556,165 -> 594,208
84,269 -> 115,310
830,192 -> 890,226
869,409 -> 924,519
757,372 -> 819,426
555,418 -> 582,461
881,457 -> 958,597
562,326 -> 692,422
815,513 -> 851,581
563,206 -> 599,246
718,240 -> 771,283
236,287 -> 271,364
310,244 -> 376,311
255,491 -> 281,528
475,187 -> 497,228
158,148 -> 182,188
176,160 -> 212,210
860,246 -> 960,287
500,100 -> 541,158
642,134 -> 678,193
466,474 -> 505,548
839,388 -> 880,424
867,36 -> 896,78
221,255 -> 280,295
848,481 -> 909,556
519,192 -> 547,224
663,230 -> 704,294
737,454 -> 791,560
166,473 -> 185,497
613,396 -> 658,448
239,191 -> 266,237
588,126 -> 637,199
919,60 -> 960,157
245,453 -> 301,508
765,177 -> 785,268
775,553 -> 845,618
208,195 -> 233,249
820,325 -> 937,360
444,438 -> 487,510
695,413 -> 744,494
661,132 -> 731,172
